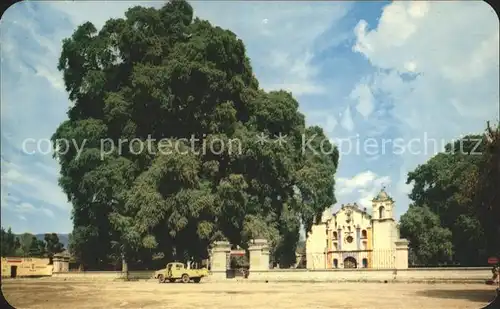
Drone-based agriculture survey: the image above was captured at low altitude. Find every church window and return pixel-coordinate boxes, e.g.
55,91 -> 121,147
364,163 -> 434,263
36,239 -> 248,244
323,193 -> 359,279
332,232 -> 337,240
361,230 -> 367,239
379,206 -> 385,219
346,236 -> 353,243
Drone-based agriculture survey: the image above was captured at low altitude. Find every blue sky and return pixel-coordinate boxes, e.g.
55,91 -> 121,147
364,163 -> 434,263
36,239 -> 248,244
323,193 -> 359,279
1,1 -> 498,234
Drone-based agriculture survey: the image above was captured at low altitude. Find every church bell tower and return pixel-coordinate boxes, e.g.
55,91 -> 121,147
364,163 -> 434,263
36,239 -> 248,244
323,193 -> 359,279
371,187 -> 395,251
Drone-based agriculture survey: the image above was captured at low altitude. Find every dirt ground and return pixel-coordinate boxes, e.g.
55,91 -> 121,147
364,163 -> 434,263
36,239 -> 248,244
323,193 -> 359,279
1,278 -> 498,309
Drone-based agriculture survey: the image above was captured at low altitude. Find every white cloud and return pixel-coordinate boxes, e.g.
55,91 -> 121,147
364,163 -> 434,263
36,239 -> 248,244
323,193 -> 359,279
403,61 -> 417,73
354,1 -> 498,87
350,83 -> 374,119
1,159 -> 69,211
1,166 -> 24,185
190,1 -> 351,97
340,106 -> 355,132
16,202 -> 36,213
4,201 -> 54,219
41,208 -> 55,218
325,115 -> 339,134
352,1 -> 499,204
336,171 -> 391,209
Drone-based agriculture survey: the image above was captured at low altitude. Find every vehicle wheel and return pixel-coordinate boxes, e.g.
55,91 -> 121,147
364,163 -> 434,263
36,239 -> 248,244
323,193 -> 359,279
158,274 -> 164,283
181,274 -> 190,283
193,277 -> 201,283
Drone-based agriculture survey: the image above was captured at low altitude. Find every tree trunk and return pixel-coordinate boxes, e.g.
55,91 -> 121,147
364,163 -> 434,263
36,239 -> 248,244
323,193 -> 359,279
122,255 -> 129,280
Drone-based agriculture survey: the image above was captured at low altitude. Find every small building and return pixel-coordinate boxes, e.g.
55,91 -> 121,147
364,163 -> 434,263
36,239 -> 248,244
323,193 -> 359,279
53,251 -> 71,273
306,188 -> 409,270
1,257 -> 53,278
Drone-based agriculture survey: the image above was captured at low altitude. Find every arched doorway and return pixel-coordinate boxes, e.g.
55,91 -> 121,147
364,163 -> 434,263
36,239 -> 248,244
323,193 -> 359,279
362,258 -> 368,268
343,257 -> 357,269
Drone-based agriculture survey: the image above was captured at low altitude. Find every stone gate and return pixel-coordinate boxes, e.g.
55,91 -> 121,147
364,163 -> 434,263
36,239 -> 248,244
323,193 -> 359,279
209,239 -> 269,279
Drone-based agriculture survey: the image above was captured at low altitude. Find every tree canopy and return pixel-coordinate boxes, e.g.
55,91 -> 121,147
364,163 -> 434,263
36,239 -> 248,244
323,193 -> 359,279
467,123 -> 500,258
52,0 -> 338,270
1,227 -> 20,257
401,127 -> 500,266
0,228 -> 61,259
44,233 -> 65,262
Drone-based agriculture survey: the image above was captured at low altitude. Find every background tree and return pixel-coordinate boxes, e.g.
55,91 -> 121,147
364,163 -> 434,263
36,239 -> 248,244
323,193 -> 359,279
52,0 -> 338,271
1,227 -> 20,257
399,205 -> 453,265
18,233 -> 35,257
230,255 -> 249,269
44,233 -> 65,263
28,236 -> 46,258
402,134 -> 490,265
467,122 -> 500,258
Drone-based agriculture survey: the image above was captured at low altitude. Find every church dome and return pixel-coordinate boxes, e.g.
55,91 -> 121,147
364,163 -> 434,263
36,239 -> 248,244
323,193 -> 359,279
373,187 -> 391,202
377,190 -> 388,199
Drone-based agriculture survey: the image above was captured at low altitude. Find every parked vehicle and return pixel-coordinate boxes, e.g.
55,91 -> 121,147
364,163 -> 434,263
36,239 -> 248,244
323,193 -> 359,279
154,262 -> 210,283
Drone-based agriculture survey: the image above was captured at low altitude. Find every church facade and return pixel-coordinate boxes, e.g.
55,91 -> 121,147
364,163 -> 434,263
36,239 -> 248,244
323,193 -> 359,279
305,188 -> 409,270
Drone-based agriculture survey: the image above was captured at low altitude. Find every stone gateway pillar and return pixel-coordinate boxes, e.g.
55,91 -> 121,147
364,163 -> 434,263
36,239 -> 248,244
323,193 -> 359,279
52,252 -> 70,273
248,239 -> 270,271
395,239 -> 409,269
210,240 -> 231,279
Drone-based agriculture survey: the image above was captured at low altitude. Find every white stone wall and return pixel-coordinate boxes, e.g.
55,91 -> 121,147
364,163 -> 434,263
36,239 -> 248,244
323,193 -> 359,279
306,223 -> 327,269
246,268 -> 491,283
49,268 -> 491,283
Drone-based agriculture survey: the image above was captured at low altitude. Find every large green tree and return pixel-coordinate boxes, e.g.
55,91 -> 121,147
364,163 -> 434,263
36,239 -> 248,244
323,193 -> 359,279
466,122 -> 500,258
52,0 -> 338,271
402,134 -> 490,265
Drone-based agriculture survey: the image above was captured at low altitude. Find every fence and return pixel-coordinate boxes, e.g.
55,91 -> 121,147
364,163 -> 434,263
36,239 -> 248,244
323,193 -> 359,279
307,249 -> 398,269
